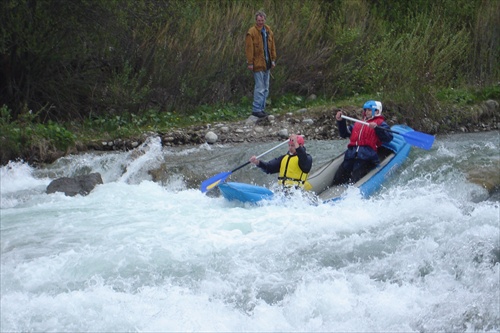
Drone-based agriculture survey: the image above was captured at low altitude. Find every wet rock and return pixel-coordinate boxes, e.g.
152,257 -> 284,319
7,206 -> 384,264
467,167 -> 500,201
46,173 -> 103,196
489,186 -> 500,202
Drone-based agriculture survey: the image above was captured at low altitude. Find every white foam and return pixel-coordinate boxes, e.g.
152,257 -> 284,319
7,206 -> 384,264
1,132 -> 499,331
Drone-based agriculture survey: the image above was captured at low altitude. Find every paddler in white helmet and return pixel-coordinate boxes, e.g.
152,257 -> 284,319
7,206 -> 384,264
332,100 -> 393,185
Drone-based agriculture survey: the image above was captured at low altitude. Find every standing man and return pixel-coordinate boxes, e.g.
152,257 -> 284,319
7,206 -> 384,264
245,10 -> 276,119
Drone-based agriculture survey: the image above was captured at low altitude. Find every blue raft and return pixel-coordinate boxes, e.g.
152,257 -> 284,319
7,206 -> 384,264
218,182 -> 274,203
218,125 -> 413,204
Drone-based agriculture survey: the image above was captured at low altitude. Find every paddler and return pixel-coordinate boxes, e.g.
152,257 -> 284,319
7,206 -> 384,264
249,134 -> 313,190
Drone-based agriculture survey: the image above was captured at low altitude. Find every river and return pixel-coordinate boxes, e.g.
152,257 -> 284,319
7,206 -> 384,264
1,130 -> 499,332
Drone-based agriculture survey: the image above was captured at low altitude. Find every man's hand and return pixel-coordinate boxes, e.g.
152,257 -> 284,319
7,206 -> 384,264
249,155 -> 259,165
336,111 -> 343,121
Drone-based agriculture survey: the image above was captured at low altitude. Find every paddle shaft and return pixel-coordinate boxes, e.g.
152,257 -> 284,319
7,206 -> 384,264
231,139 -> 290,173
341,115 -> 400,135
200,138 -> 293,192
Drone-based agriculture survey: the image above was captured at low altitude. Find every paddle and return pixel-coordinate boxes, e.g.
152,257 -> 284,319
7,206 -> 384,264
200,139 -> 290,193
341,115 -> 435,150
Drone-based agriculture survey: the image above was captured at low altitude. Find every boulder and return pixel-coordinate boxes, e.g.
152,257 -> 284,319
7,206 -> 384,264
46,173 -> 103,196
278,129 -> 289,138
205,131 -> 218,144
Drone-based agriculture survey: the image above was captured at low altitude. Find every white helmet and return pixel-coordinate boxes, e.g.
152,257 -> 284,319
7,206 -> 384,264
363,100 -> 382,118
375,101 -> 382,115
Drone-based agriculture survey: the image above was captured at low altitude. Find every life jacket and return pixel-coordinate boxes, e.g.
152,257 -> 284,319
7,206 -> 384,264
347,116 -> 385,152
278,154 -> 309,188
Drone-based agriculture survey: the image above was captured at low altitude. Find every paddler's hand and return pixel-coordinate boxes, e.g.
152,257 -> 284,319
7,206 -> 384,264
368,122 -> 377,129
336,111 -> 343,121
250,156 -> 259,165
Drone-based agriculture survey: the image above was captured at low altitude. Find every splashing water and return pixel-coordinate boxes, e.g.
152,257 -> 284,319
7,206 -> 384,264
1,132 -> 499,332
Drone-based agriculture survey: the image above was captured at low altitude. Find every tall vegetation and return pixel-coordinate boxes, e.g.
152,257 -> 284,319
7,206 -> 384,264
1,0 -> 498,126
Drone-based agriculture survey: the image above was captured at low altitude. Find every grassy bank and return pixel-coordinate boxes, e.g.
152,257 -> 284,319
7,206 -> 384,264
1,88 -> 498,165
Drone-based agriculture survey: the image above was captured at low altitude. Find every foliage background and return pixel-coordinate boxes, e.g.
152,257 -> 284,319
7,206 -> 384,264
2,0 -> 498,118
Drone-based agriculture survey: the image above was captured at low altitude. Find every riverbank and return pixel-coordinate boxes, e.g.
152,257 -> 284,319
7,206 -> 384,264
83,99 -> 498,149
8,99 -> 500,166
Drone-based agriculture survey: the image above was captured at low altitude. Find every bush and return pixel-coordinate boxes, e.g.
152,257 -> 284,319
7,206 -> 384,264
0,105 -> 75,164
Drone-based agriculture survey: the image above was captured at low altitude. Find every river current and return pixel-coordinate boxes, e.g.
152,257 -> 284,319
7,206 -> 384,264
1,131 -> 499,332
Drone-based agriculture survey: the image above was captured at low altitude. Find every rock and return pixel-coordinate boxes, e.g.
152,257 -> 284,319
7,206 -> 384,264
278,129 -> 289,138
467,167 -> 500,194
485,99 -> 499,111
489,186 -> 500,202
46,173 -> 103,196
245,116 -> 258,125
422,118 -> 439,133
205,131 -> 218,144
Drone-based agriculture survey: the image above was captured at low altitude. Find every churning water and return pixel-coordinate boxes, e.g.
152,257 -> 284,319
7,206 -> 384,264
1,131 -> 499,332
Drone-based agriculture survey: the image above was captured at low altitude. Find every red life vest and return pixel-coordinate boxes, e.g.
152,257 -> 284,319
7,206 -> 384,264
347,116 -> 385,152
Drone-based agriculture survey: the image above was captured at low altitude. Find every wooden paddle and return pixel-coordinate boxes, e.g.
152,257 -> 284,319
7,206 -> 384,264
201,139 -> 290,193
341,115 -> 435,150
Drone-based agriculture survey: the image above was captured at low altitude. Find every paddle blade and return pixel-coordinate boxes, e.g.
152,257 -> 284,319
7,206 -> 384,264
401,130 -> 435,150
200,171 -> 231,193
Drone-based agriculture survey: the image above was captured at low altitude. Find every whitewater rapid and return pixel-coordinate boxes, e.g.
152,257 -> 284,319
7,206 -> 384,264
1,132 -> 499,332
